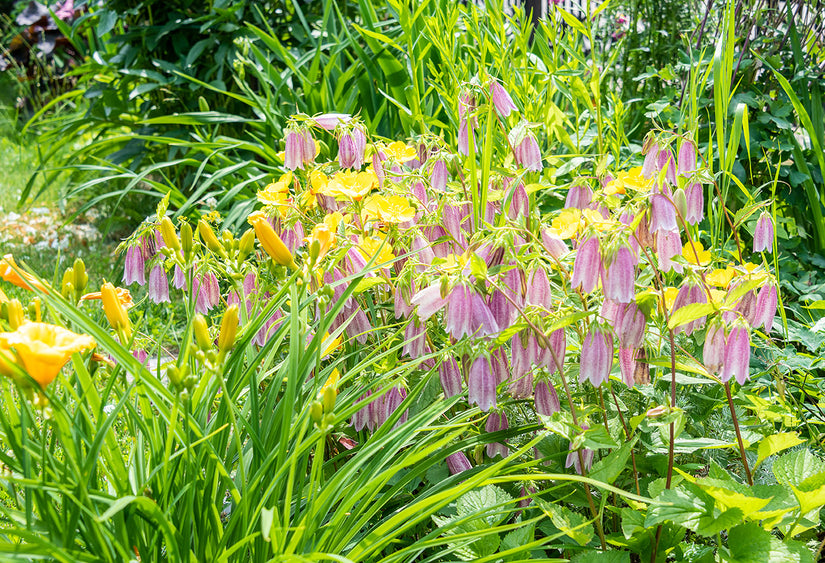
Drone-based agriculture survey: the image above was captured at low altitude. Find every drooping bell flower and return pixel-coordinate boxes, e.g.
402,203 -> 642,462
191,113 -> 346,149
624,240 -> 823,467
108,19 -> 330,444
511,333 -> 534,385
618,347 -> 637,387
490,347 -> 510,385
430,158 -> 448,191
383,385 -> 408,429
351,392 -> 370,431
641,141 -> 660,178
571,235 -> 601,293
253,309 -> 284,347
658,149 -> 677,187
508,181 -> 529,220
468,356 -> 496,412
301,129 -> 317,167
657,230 -> 684,274
545,328 -> 566,374
490,79 -> 517,117
446,451 -> 473,475
721,319 -> 751,385
367,388 -> 387,431
457,119 -> 475,156
485,411 -> 509,458
602,245 -> 636,304
439,356 -> 463,397
508,358 -> 533,398
402,319 -> 427,359
193,272 -> 220,314
703,318 -> 726,375
565,424 -> 594,475
312,112 -> 351,131
753,212 -> 774,253
123,245 -> 146,286
526,267 -> 552,307
535,380 -> 561,415
338,125 -> 367,169
147,264 -> 169,304
732,288 -> 758,327
565,185 -> 593,209
372,151 -> 385,189
754,283 -> 778,333
541,228 -> 568,259
649,194 -> 678,233
489,289 -> 516,329
284,129 -> 305,170
684,183 -> 704,225
677,139 -> 697,176
443,204 -> 467,248
471,293 -> 500,337
446,284 -> 474,339
671,281 -> 707,335
616,301 -> 645,349
513,132 -> 542,171
579,325 -> 613,387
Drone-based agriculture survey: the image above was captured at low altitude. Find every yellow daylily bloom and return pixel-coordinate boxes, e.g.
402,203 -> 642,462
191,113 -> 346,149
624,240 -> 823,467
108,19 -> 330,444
604,167 -> 652,195
662,287 -> 679,312
257,173 -> 293,213
81,286 -> 134,308
363,195 -> 416,224
321,368 -> 340,391
378,141 -> 417,163
551,209 -> 582,239
0,323 -> 96,388
307,223 -> 336,262
739,262 -> 760,274
682,241 -> 711,266
322,170 -> 377,201
0,255 -> 49,293
359,236 -> 396,265
706,267 -> 737,289
321,334 -> 342,358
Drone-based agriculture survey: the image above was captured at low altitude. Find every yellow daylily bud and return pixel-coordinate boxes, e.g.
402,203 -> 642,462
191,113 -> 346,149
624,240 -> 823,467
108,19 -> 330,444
7,299 -> 25,330
61,268 -> 74,299
160,217 -> 181,251
193,314 -> 212,351
322,384 -> 336,413
73,258 -> 88,293
218,305 -> 239,353
238,228 -> 255,261
248,212 -> 295,268
101,282 -> 132,340
310,402 -> 323,424
198,219 -> 227,258
181,222 -> 194,260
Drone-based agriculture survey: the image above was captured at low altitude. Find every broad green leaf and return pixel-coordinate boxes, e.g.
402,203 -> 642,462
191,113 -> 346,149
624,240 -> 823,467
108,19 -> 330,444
536,500 -> 594,546
588,437 -> 638,485
791,471 -> 825,515
727,523 -> 813,563
755,433 -> 805,469
773,449 -> 825,487
571,549 -> 629,563
581,425 -> 618,450
646,483 -> 724,536
667,303 -> 716,330
456,485 -> 513,527
701,487 -> 770,518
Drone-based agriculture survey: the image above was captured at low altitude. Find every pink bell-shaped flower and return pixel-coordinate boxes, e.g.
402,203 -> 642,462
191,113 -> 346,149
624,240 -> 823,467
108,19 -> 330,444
579,325 -> 613,387
684,183 -> 704,225
402,319 -> 427,359
526,267 -> 552,307
565,184 -> 593,209
485,411 -> 510,458
284,129 -> 304,170
721,319 -> 751,385
703,318 -> 726,375
383,385 -> 408,429
571,235 -> 601,293
565,424 -> 594,475
618,347 -> 637,387
671,281 -> 708,335
513,132 -> 542,171
123,245 -> 146,286
446,451 -> 472,475
602,246 -> 636,304
649,194 -> 678,233
754,283 -> 778,333
446,284 -> 474,339
468,356 -> 496,412
439,356 -> 463,397
677,139 -> 697,176
616,301 -> 646,349
411,284 -> 448,320
657,230 -> 684,274
338,125 -> 367,169
535,380 -> 561,415
147,264 -> 169,304
753,212 -> 774,253
490,79 -> 517,117
429,158 -> 448,191
541,228 -> 568,259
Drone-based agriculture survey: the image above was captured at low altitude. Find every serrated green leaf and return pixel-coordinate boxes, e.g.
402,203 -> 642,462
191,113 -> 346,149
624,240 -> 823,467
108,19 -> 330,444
456,485 -> 513,527
588,437 -> 638,484
581,425 -> 618,450
791,471 -> 825,515
571,549 -> 630,563
536,499 -> 594,546
727,522 -> 812,563
773,449 -> 825,487
756,433 -> 806,469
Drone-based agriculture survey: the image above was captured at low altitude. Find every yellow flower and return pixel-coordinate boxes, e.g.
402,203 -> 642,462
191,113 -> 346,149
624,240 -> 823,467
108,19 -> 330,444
359,236 -> 395,266
81,286 -> 134,308
605,167 -> 652,195
363,194 -> 416,223
682,241 -> 711,266
0,255 -> 49,293
322,170 -> 377,201
307,215 -> 341,262
377,141 -> 417,163
708,289 -> 727,304
321,367 -> 340,390
662,287 -> 679,312
706,266 -> 737,289
0,323 -> 96,388
248,211 -> 296,268
257,173 -> 293,214
739,262 -> 760,275
100,282 -> 132,340
551,209 -> 582,239
321,334 -> 342,358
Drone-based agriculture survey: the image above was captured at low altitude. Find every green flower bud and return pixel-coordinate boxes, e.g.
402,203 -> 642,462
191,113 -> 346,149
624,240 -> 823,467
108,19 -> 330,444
193,314 -> 212,351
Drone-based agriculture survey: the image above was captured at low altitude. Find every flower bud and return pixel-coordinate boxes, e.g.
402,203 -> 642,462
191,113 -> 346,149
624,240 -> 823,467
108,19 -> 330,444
73,259 -> 88,294
160,217 -> 181,251
310,401 -> 324,424
248,212 -> 295,269
199,219 -> 227,259
61,268 -> 74,299
101,282 -> 132,340
7,299 -> 25,330
672,188 -> 687,220
180,222 -> 194,260
218,305 -> 239,353
193,314 -> 212,351
238,228 -> 255,262
446,451 -> 472,475
322,384 -> 337,413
